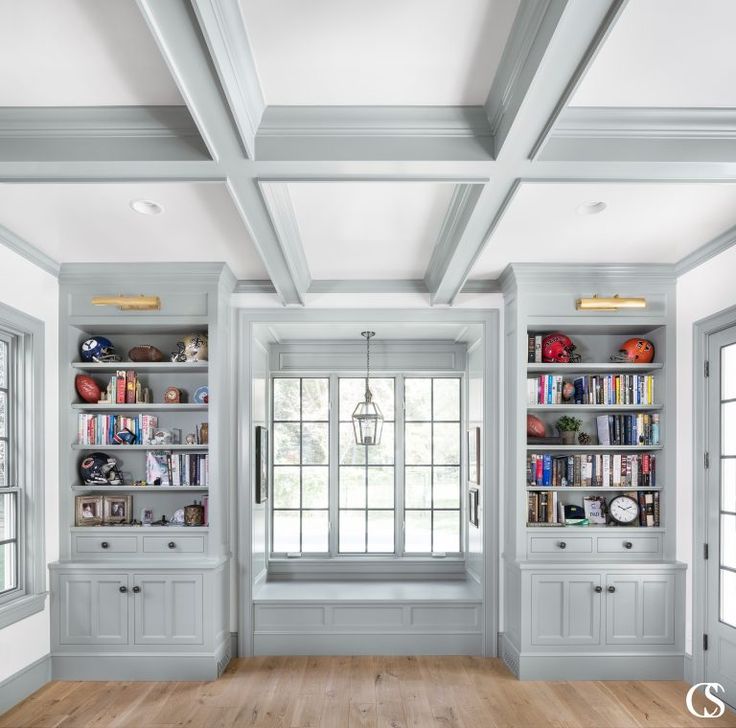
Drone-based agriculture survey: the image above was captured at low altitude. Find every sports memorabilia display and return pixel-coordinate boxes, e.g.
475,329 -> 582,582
75,374 -> 101,403
171,333 -> 208,362
541,332 -> 581,363
128,345 -> 164,362
610,338 -> 655,363
527,413 -> 546,438
80,336 -> 120,362
79,452 -> 122,485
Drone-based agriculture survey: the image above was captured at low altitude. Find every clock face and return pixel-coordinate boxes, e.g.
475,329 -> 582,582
608,496 -> 639,524
164,387 -> 180,403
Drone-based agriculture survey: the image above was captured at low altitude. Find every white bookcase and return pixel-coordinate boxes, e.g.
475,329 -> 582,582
500,265 -> 686,680
49,264 -> 234,681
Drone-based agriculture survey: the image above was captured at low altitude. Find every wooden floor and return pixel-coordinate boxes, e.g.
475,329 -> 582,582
2,656 -> 735,728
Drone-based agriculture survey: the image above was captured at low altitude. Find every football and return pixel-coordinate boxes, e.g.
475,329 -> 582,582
75,374 -> 101,403
527,414 -> 546,438
128,345 -> 164,362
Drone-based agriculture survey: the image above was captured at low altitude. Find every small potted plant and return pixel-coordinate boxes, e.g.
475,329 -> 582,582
557,415 -> 582,445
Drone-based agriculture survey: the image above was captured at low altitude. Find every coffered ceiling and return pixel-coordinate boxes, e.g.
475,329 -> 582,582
0,0 -> 734,305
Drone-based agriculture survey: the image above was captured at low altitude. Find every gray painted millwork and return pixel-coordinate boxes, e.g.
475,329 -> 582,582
0,655 -> 51,715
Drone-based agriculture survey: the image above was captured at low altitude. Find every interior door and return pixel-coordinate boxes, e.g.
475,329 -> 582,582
706,327 -> 736,704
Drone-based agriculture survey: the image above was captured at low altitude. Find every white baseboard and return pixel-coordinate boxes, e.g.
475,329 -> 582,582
0,655 -> 51,716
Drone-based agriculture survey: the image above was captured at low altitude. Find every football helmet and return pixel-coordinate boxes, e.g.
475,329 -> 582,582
542,333 -> 581,363
80,336 -> 120,363
611,338 -> 655,363
80,452 -> 122,484
171,332 -> 208,362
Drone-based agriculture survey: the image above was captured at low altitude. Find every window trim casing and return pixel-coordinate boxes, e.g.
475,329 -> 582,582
0,302 -> 46,629
269,371 -> 465,564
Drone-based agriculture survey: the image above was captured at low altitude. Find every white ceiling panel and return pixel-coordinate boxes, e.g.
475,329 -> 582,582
471,182 -> 736,278
0,0 -> 182,106
0,183 -> 267,278
571,0 -> 736,107
260,321 -> 479,342
240,0 -> 519,105
286,181 -> 456,279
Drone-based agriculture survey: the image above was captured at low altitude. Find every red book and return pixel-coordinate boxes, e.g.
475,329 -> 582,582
125,371 -> 136,404
116,370 -> 126,404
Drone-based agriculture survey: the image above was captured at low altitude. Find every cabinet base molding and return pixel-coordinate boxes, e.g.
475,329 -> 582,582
254,632 -> 482,656
52,639 -> 231,681
0,655 -> 51,715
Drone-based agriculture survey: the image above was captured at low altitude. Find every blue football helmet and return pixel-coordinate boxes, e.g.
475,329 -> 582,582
80,336 -> 120,362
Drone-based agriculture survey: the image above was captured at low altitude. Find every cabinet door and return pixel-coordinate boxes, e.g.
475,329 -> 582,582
58,573 -> 128,645
132,574 -> 203,646
530,574 -> 601,646
606,574 -> 675,645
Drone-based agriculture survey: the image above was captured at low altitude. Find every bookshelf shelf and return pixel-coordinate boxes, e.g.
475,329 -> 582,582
526,486 -> 662,492
525,525 -> 665,532
70,526 -> 210,533
72,403 -> 208,411
71,485 -> 209,492
527,404 -> 662,412
526,444 -> 663,452
527,363 -> 663,373
72,362 -> 209,373
72,444 -> 209,451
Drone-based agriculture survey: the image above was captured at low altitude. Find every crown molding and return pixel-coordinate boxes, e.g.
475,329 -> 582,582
234,279 -> 277,294
504,262 -> 677,290
191,0 -> 265,159
0,223 -> 59,277
676,223 -> 736,276
485,0 -> 568,154
59,261 -> 230,285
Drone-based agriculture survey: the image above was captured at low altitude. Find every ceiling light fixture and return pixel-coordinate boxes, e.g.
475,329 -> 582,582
130,199 -> 164,216
352,331 -> 383,446
576,201 -> 607,216
576,295 -> 647,311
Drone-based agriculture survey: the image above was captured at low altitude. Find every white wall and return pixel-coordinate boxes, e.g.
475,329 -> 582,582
0,247 -> 58,683
676,244 -> 736,655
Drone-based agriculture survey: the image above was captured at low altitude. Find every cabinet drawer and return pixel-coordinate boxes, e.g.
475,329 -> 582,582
142,536 -> 205,554
596,535 -> 661,555
529,535 -> 593,554
73,536 -> 138,555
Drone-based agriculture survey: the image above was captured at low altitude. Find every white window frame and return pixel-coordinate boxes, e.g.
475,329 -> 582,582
0,303 -> 46,629
269,371 -> 465,570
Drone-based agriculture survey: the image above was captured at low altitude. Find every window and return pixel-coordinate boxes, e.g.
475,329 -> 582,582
0,304 -> 45,628
270,374 -> 463,558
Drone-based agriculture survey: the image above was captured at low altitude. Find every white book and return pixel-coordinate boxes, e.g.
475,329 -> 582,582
612,454 -> 622,487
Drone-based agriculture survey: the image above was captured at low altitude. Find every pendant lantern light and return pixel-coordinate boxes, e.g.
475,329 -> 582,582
352,331 -> 383,446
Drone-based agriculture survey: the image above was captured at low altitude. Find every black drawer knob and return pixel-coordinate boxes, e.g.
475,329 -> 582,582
101,541 -> 109,549
558,541 -> 567,549
132,585 -> 141,593
119,586 -> 127,593
608,585 -> 616,593
594,585 -> 603,593
168,541 -> 176,549
623,541 -> 633,549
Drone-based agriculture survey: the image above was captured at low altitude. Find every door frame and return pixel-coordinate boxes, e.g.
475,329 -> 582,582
692,303 -> 736,684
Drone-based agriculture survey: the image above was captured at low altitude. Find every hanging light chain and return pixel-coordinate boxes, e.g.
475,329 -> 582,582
362,331 -> 374,400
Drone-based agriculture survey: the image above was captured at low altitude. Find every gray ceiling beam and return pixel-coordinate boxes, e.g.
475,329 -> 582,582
136,0 -> 307,305
191,0 -> 266,159
0,159 -> 223,181
427,0 -> 622,305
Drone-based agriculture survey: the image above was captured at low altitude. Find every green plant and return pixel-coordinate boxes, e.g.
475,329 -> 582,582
556,416 -> 582,432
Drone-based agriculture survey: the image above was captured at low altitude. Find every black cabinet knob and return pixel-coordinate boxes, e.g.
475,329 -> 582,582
594,586 -> 603,593
608,585 -> 616,593
168,542 -> 176,549
101,541 -> 109,549
132,585 -> 141,593
624,541 -> 633,549
558,541 -> 567,549
119,586 -> 127,593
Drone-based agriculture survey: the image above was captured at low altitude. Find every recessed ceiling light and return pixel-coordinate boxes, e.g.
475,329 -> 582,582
576,201 -> 607,216
130,199 -> 164,216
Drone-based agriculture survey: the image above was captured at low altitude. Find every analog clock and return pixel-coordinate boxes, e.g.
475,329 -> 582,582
164,386 -> 181,404
608,495 -> 640,525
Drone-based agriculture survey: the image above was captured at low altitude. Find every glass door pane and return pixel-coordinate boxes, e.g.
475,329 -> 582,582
721,342 -> 736,627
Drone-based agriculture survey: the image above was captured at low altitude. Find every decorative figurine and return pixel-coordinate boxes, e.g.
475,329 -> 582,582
184,500 -> 205,527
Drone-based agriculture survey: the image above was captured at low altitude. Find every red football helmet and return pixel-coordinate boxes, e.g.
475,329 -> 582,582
611,338 -> 655,363
542,333 -> 580,363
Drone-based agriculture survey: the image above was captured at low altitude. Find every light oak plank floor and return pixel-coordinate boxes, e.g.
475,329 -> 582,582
1,656 -> 735,728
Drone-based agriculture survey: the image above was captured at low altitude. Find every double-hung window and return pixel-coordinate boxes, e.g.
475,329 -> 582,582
0,304 -> 45,628
270,374 -> 463,559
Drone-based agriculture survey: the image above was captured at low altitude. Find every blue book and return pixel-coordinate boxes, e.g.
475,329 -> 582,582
542,454 -> 552,486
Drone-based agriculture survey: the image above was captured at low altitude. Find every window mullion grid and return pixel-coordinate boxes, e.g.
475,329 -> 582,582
430,379 -> 436,553
395,376 -> 405,557
328,375 -> 339,557
298,378 -> 304,553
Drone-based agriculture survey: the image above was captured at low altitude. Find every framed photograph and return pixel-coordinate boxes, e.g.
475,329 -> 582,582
255,426 -> 269,504
583,495 -> 607,525
140,507 -> 154,525
467,426 -> 480,485
468,487 -> 480,528
75,495 -> 103,526
103,495 -> 132,525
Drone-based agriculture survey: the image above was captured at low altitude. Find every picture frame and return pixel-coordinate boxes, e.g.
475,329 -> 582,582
467,426 -> 480,485
75,495 -> 103,526
468,487 -> 480,528
583,495 -> 607,525
255,426 -> 269,504
103,495 -> 132,525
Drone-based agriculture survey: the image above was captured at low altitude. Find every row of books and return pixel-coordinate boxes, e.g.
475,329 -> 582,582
527,374 -> 655,405
527,453 -> 656,488
596,414 -> 659,446
78,414 -> 158,445
106,370 -> 143,404
527,492 -> 660,526
145,451 -> 209,486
